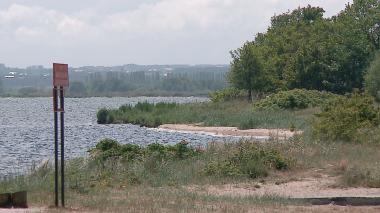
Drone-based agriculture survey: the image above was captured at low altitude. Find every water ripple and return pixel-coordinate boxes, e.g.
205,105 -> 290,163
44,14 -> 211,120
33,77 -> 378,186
0,97 -> 235,176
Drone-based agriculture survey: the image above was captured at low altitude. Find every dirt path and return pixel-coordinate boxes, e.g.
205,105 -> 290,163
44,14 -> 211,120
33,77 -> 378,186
158,124 -> 301,139
189,176 -> 380,199
0,207 -> 45,213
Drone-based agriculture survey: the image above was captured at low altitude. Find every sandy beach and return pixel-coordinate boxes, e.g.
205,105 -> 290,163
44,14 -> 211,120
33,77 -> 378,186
158,124 -> 302,139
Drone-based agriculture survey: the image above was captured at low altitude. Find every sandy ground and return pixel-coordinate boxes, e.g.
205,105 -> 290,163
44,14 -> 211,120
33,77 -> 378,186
189,175 -> 380,199
249,205 -> 380,213
2,176 -> 380,213
0,208 -> 45,213
2,206 -> 380,213
158,124 -> 302,139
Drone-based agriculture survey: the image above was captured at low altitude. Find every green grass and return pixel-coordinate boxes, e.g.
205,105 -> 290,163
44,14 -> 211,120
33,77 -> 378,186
97,100 -> 313,130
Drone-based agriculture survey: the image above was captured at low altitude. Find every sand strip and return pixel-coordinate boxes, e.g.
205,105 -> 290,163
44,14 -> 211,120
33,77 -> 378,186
158,124 -> 301,139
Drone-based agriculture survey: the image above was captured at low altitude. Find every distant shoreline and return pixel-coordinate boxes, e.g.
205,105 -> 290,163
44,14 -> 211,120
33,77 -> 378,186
0,94 -> 210,98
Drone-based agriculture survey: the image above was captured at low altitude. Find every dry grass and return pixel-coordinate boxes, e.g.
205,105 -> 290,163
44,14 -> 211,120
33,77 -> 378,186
22,187 -> 380,213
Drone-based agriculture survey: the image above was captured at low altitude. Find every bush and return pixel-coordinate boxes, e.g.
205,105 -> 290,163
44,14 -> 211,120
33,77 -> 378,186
95,138 -> 120,151
253,89 -> 339,110
97,108 -> 111,124
312,93 -> 380,142
204,142 -> 291,179
90,139 -> 199,162
210,88 -> 248,102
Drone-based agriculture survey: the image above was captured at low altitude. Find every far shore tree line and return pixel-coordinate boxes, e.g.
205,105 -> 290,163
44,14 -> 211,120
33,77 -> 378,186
0,68 -> 228,97
228,0 -> 380,101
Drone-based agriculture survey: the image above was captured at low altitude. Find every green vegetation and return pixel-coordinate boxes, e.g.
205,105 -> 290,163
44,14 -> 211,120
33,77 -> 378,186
228,42 -> 271,101
0,140 -> 296,211
210,87 -> 247,102
229,2 -> 379,98
89,139 -> 291,181
253,89 -> 340,110
97,101 -> 310,130
3,1 -> 380,211
364,52 -> 380,100
312,93 -> 380,143
2,137 -> 380,211
204,142 -> 290,179
90,139 -> 199,162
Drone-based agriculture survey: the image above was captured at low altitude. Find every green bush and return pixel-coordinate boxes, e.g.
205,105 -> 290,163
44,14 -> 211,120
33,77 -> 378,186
97,108 -> 110,124
90,139 -> 199,162
95,138 -> 120,151
253,89 -> 339,110
210,88 -> 248,102
312,93 -> 380,142
204,142 -> 290,179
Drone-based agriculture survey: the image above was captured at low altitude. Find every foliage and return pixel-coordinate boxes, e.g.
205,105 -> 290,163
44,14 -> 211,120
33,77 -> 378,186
364,52 -> 380,100
204,142 -> 291,179
89,139 -> 198,162
229,2 -> 379,94
209,88 -> 248,102
228,42 -> 274,101
253,89 -> 340,110
97,108 -> 114,124
97,101 -> 310,130
90,140 -> 291,182
312,93 -> 380,142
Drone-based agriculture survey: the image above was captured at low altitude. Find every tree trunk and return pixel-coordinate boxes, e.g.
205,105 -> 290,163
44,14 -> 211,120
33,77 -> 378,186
248,90 -> 252,102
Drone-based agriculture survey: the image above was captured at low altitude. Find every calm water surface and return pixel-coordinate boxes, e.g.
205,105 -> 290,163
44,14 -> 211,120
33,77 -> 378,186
0,97 -> 234,176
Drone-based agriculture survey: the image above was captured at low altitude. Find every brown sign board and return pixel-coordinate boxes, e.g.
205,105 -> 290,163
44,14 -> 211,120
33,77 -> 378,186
53,63 -> 69,87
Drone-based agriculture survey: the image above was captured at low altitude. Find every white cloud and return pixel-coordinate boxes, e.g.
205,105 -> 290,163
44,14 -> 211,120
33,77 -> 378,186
0,0 -> 352,67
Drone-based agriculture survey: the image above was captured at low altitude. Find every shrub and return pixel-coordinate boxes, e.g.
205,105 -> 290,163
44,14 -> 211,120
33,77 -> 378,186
210,88 -> 248,102
253,89 -> 339,110
97,108 -> 111,124
204,142 -> 291,179
90,139 -> 199,162
95,138 -> 120,151
90,138 -> 123,160
312,93 -> 380,142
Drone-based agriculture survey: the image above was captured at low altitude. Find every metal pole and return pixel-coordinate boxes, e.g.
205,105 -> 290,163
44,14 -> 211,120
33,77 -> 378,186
53,87 -> 59,207
59,87 -> 65,207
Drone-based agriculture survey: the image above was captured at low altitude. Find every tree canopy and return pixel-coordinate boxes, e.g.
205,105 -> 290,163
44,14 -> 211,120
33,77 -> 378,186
228,42 -> 274,101
229,1 -> 380,96
364,52 -> 380,99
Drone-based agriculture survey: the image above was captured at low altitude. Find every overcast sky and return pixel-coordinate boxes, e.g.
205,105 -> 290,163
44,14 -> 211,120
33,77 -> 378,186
0,0 -> 352,68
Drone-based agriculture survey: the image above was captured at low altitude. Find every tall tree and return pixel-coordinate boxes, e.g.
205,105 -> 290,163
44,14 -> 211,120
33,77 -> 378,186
345,0 -> 380,49
228,42 -> 274,101
364,52 -> 380,99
